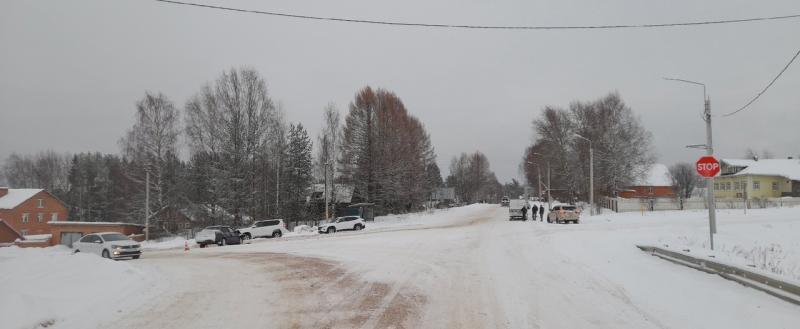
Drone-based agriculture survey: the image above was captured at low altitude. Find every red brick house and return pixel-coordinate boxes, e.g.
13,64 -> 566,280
0,187 -> 68,237
0,219 -> 24,244
618,164 -> 676,199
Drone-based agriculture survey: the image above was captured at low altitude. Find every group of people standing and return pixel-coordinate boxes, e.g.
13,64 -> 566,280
520,202 -> 545,221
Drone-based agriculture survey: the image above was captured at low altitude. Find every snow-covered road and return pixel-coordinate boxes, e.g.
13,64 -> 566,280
102,204 -> 798,329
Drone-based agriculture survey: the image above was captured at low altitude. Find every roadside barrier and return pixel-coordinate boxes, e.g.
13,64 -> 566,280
637,245 -> 800,306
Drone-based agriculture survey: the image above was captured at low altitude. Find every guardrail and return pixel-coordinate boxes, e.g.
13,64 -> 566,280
637,245 -> 800,306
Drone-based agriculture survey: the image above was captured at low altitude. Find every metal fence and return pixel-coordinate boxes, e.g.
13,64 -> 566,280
604,196 -> 800,212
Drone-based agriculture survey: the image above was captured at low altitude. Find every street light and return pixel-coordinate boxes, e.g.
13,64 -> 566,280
574,134 -> 594,216
530,152 -> 551,211
664,77 -> 717,250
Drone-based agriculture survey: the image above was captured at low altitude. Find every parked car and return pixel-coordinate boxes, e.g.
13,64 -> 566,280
508,199 -> 528,220
547,205 -> 581,224
501,196 -> 510,207
238,219 -> 286,240
73,232 -> 141,260
318,216 -> 365,234
196,225 -> 242,248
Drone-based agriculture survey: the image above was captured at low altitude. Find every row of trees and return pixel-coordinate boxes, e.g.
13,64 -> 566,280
1,68 -> 444,228
446,151 -> 503,203
522,92 -> 655,205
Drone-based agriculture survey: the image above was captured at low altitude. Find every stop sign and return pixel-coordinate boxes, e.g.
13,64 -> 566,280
696,156 -> 720,177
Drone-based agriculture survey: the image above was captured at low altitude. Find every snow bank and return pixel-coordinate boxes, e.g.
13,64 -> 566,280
0,246 -> 159,329
370,203 -> 495,230
282,225 -> 319,238
140,236 -> 195,250
584,206 -> 800,281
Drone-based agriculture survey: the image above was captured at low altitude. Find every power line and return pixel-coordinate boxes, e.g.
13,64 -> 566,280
723,47 -> 800,117
155,0 -> 800,30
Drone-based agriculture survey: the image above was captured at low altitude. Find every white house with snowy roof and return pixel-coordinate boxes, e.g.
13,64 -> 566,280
715,158 -> 800,199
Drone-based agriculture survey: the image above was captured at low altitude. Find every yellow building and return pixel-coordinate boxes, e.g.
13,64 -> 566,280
714,159 -> 800,199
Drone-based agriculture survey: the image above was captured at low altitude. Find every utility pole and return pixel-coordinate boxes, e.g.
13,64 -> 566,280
275,158 -> 280,217
145,168 -> 150,241
547,164 -> 552,211
575,134 -> 594,216
537,167 -> 543,199
705,97 -> 717,240
324,161 -> 331,219
666,77 -> 716,250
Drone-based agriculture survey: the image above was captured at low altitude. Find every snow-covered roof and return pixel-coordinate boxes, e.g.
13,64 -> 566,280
0,189 -> 43,210
634,164 -> 671,186
48,221 -> 145,227
721,159 -> 757,167
727,159 -> 800,181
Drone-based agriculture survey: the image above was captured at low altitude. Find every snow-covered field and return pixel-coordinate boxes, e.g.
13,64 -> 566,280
0,246 -> 162,329
3,204 -> 799,329
588,207 -> 800,281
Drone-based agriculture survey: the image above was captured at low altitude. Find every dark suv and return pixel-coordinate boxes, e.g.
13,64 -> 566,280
196,225 -> 242,248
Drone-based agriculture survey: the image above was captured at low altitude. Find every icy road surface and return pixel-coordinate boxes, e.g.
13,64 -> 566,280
107,205 -> 798,329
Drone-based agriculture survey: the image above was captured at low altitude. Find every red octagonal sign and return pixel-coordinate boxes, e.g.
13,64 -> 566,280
696,156 -> 720,178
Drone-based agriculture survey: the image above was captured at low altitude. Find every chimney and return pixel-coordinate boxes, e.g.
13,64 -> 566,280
0,187 -> 8,198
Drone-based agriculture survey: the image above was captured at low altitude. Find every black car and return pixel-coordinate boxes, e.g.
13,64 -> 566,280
196,225 -> 242,248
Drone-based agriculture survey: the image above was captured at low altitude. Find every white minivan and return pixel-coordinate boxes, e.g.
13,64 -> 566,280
73,232 -> 141,260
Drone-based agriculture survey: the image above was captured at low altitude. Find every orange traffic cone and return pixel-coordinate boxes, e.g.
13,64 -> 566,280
184,240 -> 190,252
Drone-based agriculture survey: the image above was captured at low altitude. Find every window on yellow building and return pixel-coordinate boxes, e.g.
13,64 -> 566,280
734,182 -> 740,190
726,182 -> 731,190
753,181 -> 760,190
773,182 -> 779,191
714,183 -> 719,190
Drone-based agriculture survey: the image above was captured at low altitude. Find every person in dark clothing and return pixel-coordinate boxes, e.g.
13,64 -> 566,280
532,204 -> 539,221
521,205 -> 528,221
539,204 -> 545,221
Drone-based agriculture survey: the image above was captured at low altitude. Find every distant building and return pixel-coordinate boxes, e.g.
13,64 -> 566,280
715,158 -> 800,199
618,164 -> 676,199
0,187 -> 68,237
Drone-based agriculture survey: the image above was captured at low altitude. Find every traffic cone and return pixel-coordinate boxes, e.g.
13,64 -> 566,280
184,240 -> 190,252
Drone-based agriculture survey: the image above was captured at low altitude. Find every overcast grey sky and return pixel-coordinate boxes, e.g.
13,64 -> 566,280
1,0 -> 798,183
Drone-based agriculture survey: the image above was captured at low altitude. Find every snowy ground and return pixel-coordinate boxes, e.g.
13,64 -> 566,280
0,246 -> 162,329
596,207 -> 800,282
3,204 -> 799,329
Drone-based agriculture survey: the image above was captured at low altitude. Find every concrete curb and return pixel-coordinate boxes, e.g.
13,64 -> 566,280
637,245 -> 800,306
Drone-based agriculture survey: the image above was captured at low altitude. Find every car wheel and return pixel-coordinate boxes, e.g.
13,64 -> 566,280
199,244 -> 206,248
132,255 -> 140,259
354,224 -> 362,230
272,230 -> 282,238
220,238 -> 227,246
102,249 -> 111,259
242,233 -> 252,241
327,227 -> 335,234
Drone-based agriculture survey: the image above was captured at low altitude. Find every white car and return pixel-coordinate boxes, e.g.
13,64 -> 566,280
73,232 -> 141,260
238,219 -> 286,240
318,216 -> 366,234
